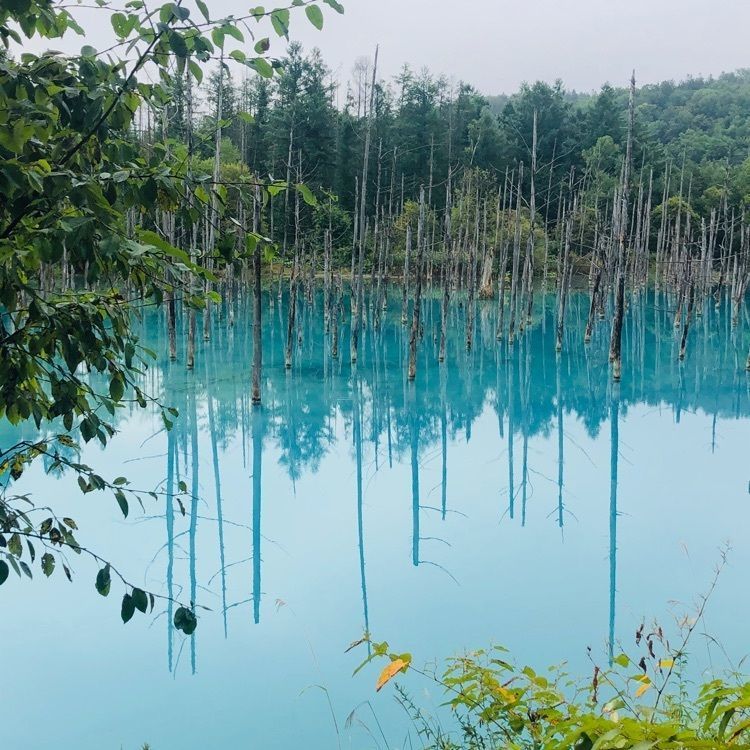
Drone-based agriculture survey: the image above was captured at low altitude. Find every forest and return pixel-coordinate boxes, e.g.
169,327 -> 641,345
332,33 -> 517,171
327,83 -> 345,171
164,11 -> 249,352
3,2 -> 750,749
182,50 -> 750,224
132,45 -> 750,380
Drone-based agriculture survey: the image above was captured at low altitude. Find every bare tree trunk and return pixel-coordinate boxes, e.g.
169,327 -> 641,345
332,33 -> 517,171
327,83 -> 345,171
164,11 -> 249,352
251,187 -> 262,404
478,191 -> 498,300
609,73 -> 636,382
331,273 -> 342,359
679,267 -> 695,361
439,171 -> 453,362
496,168 -> 511,340
401,223 -> 412,325
284,254 -> 299,370
285,184 -> 302,369
466,188 -> 480,350
584,264 -> 602,344
508,164 -> 524,344
408,187 -> 426,381
282,123 -> 294,257
556,200 -> 574,352
186,61 -> 197,370
323,225 -> 332,334
204,51 -> 225,343
351,46 -> 379,365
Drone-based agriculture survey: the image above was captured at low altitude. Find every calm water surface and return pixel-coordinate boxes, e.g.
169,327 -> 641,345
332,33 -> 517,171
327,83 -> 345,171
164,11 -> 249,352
4,290 -> 750,749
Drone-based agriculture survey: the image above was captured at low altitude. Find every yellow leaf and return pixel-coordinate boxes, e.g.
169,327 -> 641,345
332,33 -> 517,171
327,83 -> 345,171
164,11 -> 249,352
494,686 -> 517,704
635,682 -> 652,698
376,658 -> 407,692
659,658 -> 675,669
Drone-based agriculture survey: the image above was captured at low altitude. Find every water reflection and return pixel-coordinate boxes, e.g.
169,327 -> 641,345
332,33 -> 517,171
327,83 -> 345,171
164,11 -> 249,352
5,286 -> 750,750
71,289 -> 750,675
5,293 -> 750,672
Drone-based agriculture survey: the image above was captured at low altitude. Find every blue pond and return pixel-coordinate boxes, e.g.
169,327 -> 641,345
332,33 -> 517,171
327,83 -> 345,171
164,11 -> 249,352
4,289 -> 750,749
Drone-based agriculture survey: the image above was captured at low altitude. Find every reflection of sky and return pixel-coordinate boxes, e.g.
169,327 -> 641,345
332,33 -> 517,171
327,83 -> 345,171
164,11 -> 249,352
3,291 -> 750,749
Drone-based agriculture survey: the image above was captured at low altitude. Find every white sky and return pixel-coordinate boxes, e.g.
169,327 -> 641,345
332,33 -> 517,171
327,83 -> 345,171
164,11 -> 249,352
22,0 -> 750,95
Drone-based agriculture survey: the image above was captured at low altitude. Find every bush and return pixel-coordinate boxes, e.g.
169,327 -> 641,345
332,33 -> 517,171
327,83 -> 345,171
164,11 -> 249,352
354,559 -> 750,748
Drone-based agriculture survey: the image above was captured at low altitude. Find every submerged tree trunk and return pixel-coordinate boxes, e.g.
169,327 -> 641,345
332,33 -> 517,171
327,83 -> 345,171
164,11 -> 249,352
508,164 -> 524,344
251,187 -> 262,404
679,268 -> 695,360
407,188 -> 426,381
331,273 -> 342,359
609,73 -> 636,382
401,223 -> 412,325
439,173 -> 453,362
584,264 -> 602,344
556,200 -> 574,352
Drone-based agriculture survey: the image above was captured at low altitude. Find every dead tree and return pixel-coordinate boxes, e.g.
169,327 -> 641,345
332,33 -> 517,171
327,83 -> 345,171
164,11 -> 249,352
609,73 -> 636,382
407,187 -> 426,381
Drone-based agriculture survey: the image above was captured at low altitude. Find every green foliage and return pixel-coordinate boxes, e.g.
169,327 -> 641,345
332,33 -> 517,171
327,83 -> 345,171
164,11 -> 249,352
357,638 -> 750,749
174,606 -> 198,635
0,0 -> 334,631
355,563 -> 749,749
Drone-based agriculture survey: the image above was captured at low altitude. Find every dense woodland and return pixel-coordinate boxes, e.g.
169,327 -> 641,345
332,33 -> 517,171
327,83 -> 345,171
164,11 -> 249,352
177,49 -> 750,224
152,48 -> 750,290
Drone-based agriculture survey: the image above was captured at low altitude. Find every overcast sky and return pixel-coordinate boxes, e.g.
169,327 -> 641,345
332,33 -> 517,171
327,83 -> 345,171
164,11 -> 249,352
291,0 -> 750,93
26,0 -> 750,95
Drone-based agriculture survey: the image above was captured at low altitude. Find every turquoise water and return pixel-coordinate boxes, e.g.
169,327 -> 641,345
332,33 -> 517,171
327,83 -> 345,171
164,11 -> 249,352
3,289 -> 750,749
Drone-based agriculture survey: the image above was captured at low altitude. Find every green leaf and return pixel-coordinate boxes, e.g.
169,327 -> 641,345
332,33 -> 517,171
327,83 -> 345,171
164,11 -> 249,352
96,564 -> 111,596
174,606 -> 198,635
0,560 -> 8,586
132,587 -> 148,613
718,708 -> 735,739
270,8 -> 290,38
80,418 -> 95,443
139,230 -> 192,265
168,30 -> 188,57
296,182 -> 317,206
159,2 -> 177,23
0,120 -> 34,153
305,4 -> 324,30
245,233 -> 258,253
211,27 -> 225,49
7,533 -> 22,557
223,24 -> 244,42
110,12 -> 132,38
188,59 -> 203,84
109,375 -> 124,402
196,0 -> 210,21
121,593 -> 135,623
613,653 -> 630,668
115,490 -> 129,518
322,0 -> 344,12
247,57 -> 274,78
41,553 -> 55,577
